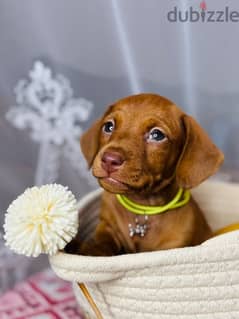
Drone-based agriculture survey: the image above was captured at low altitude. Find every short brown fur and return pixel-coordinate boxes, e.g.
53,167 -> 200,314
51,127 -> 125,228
66,93 -> 224,256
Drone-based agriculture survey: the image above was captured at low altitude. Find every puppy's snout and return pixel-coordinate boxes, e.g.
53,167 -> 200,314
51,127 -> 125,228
101,151 -> 124,173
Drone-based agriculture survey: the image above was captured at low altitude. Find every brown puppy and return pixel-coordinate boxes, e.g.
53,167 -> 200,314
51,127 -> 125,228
69,93 -> 224,256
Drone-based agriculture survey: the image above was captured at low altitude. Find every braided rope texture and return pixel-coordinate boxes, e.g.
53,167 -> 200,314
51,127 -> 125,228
50,181 -> 239,319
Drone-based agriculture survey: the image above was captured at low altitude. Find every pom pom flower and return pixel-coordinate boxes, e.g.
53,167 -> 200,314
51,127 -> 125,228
4,184 -> 79,257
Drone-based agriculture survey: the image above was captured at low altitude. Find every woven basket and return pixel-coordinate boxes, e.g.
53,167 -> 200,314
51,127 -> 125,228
50,181 -> 239,319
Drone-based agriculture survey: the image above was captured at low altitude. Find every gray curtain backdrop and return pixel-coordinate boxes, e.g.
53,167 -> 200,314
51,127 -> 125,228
0,0 -> 238,230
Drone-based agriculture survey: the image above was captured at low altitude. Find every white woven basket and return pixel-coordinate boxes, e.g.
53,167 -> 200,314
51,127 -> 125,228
50,181 -> 239,319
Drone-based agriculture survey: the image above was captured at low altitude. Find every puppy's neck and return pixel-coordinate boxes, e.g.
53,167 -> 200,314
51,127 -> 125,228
126,181 -> 179,206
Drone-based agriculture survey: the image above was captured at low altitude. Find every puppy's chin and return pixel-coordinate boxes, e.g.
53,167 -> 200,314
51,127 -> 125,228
98,177 -> 129,194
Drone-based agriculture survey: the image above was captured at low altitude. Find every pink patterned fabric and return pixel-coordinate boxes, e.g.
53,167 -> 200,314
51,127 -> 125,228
0,269 -> 84,319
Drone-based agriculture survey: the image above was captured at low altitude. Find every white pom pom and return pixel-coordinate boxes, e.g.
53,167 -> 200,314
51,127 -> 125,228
4,184 -> 79,257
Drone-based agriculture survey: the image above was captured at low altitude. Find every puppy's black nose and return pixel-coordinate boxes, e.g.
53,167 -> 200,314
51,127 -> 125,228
101,152 -> 124,173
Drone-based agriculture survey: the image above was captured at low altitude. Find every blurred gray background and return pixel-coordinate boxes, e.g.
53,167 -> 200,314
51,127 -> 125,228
0,0 -> 238,290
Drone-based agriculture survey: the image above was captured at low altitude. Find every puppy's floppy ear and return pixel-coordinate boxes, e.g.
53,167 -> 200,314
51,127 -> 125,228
176,115 -> 224,189
80,104 -> 115,168
80,119 -> 102,168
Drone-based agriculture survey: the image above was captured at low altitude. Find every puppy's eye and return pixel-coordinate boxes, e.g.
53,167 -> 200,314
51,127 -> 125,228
148,128 -> 166,142
103,120 -> 115,134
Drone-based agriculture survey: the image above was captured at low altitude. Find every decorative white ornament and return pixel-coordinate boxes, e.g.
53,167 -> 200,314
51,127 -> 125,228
4,184 -> 79,257
6,61 -> 96,186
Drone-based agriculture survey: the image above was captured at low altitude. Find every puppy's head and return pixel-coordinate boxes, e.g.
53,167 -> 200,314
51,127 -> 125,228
81,94 -> 224,194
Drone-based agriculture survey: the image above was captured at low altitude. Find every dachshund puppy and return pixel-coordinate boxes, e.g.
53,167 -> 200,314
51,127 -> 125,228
67,93 -> 224,256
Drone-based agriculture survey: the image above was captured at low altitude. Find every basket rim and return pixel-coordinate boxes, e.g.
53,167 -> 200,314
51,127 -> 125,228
49,180 -> 239,276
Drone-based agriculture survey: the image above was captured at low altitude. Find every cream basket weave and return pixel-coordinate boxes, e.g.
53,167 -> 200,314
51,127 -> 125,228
50,180 -> 239,319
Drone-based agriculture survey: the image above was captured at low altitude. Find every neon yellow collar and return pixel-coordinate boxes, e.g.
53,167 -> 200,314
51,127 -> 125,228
116,188 -> 191,216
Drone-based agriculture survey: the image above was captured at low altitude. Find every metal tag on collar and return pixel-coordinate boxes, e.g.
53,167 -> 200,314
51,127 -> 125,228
128,215 -> 149,237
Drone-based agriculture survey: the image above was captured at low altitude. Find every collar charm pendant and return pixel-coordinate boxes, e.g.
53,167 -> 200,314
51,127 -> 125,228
128,216 -> 149,237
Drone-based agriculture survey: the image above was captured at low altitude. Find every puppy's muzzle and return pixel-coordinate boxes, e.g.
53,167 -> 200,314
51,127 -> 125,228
101,151 -> 125,174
